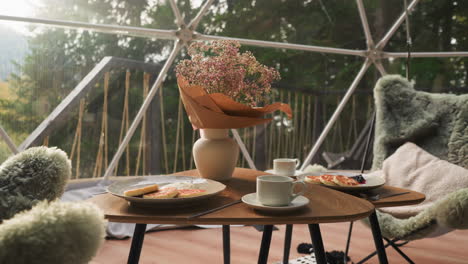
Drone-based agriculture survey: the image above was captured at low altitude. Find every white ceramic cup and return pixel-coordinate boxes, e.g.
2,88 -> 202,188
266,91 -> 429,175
273,158 -> 301,176
256,175 -> 307,206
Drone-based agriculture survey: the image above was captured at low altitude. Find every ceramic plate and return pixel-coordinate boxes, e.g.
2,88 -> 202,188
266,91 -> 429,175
304,172 -> 385,191
107,175 -> 226,205
241,193 -> 309,212
265,169 -> 307,177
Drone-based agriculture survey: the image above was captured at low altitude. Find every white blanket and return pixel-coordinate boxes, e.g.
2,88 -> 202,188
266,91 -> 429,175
368,142 -> 468,218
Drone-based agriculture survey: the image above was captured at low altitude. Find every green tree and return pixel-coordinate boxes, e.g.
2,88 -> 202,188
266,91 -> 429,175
1,0 -> 467,171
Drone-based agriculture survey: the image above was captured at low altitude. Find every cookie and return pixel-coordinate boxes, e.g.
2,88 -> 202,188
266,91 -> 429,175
319,175 -> 338,186
332,175 -> 359,186
177,189 -> 206,198
123,184 -> 159,197
143,187 -> 179,199
305,176 -> 322,184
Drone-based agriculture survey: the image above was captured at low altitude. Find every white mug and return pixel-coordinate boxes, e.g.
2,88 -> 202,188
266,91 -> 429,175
273,158 -> 301,176
256,175 -> 306,206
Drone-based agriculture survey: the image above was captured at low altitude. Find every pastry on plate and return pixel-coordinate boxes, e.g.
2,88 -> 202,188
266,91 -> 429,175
177,189 -> 206,198
123,184 -> 159,197
332,175 -> 360,186
319,175 -> 338,186
163,182 -> 196,190
305,176 -> 322,184
143,187 -> 179,199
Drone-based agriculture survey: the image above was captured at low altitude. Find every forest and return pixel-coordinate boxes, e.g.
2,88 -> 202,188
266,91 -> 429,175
0,0 -> 466,177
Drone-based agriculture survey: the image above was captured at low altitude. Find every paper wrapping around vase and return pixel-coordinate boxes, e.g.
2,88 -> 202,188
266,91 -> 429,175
177,77 -> 293,129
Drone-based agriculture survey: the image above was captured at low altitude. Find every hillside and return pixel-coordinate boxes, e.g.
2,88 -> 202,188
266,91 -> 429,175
0,81 -> 14,99
0,25 -> 28,81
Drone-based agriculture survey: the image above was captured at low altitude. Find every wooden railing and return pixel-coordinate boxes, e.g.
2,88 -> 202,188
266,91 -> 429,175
1,57 -> 374,178
18,57 -> 161,150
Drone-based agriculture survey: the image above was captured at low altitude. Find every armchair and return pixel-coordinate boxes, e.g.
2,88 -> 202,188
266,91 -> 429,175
0,146 -> 106,264
354,75 -> 468,263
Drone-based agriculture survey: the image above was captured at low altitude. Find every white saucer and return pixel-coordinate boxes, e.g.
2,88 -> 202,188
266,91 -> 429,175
241,193 -> 309,212
265,169 -> 306,177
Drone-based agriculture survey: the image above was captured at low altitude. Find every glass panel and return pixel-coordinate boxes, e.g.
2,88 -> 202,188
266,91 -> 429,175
194,47 -> 374,170
364,0 -> 405,44
381,57 -> 468,94
199,0 -> 365,49
0,24 -> 175,175
385,1 -> 467,53
0,0 -> 178,30
1,0 -> 466,175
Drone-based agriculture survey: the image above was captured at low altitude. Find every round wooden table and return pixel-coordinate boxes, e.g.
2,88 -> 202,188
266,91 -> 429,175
88,168 -> 423,264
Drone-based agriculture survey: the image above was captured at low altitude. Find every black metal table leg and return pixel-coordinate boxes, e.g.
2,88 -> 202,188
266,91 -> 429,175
368,211 -> 389,264
308,224 -> 327,264
344,221 -> 354,263
127,223 -> 147,264
223,225 -> 230,264
283,224 -> 293,264
257,225 -> 274,264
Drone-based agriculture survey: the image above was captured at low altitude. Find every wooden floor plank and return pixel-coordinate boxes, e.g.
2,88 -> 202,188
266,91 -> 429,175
91,222 -> 468,264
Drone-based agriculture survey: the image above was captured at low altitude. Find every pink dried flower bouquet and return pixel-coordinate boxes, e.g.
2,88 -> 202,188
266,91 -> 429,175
175,40 -> 280,106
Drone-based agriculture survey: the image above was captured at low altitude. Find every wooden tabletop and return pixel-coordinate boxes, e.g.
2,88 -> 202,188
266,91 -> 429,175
88,168 -> 425,225
362,185 -> 425,208
314,170 -> 426,208
89,168 -> 377,225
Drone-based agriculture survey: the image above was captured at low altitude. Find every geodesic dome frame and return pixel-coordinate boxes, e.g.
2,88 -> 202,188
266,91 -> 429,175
0,0 -> 467,178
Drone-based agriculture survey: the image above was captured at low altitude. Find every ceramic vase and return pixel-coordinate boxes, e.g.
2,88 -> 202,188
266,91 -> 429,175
192,129 -> 239,181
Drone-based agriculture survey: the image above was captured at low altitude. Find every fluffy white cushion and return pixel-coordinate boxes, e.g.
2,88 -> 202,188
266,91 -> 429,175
0,200 -> 105,264
368,142 -> 468,218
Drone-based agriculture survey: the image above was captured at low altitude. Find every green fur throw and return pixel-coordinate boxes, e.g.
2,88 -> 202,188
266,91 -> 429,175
368,210 -> 437,241
0,146 -> 71,220
433,188 -> 468,229
0,200 -> 106,264
368,188 -> 468,241
372,75 -> 468,170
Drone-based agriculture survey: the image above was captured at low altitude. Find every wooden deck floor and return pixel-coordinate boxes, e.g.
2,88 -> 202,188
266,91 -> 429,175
91,221 -> 468,263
